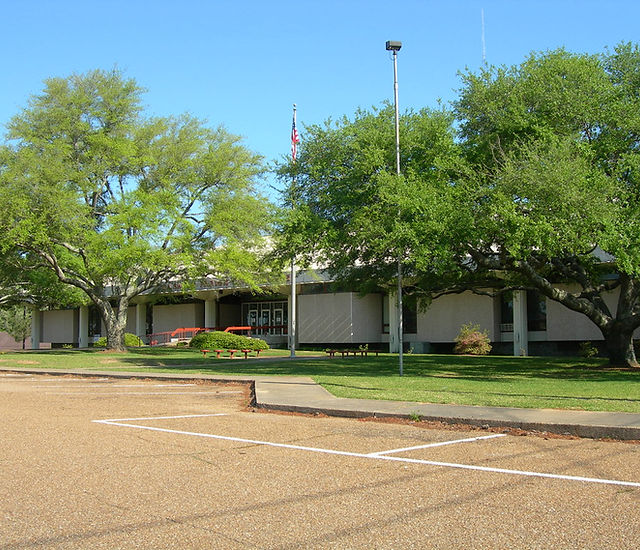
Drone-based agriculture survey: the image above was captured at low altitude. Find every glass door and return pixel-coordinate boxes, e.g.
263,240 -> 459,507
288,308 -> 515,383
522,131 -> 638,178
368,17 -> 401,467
273,308 -> 283,335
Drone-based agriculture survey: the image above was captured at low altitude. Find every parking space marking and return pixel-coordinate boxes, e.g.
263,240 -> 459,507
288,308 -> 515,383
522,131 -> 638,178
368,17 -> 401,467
32,383 -> 198,388
49,391 -> 237,396
96,413 -> 229,422
366,433 -> 507,456
93,415 -> 640,488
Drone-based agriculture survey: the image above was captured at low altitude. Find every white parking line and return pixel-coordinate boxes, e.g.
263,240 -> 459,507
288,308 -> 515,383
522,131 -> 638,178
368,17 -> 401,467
96,413 -> 229,422
93,417 -> 640,488
51,391 -> 235,396
366,434 -> 507,456
32,384 -> 198,388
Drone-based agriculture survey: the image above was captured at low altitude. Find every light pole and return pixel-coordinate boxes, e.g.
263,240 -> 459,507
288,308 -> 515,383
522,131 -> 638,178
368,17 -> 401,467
386,40 -> 403,376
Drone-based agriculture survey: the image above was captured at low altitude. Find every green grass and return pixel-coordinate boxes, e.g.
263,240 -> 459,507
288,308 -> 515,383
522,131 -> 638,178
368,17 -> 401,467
1,348 -> 639,413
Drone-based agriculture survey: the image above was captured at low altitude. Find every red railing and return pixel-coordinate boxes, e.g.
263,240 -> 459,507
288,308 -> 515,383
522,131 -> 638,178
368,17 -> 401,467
147,325 -> 276,346
148,326 -> 213,346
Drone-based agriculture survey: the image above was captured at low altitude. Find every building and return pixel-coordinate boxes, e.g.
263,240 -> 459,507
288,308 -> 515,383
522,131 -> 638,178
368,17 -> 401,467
29,268 -> 627,356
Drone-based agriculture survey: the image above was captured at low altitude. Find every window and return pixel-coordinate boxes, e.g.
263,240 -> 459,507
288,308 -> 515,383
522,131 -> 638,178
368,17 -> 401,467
527,292 -> 547,332
382,296 -> 417,334
241,301 -> 288,335
500,291 -> 546,332
88,306 -> 101,337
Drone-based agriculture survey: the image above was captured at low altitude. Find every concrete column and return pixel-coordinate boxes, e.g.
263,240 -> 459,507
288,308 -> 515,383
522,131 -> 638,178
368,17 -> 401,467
78,306 -> 89,348
388,292 -> 399,353
135,303 -> 147,338
513,290 -> 528,356
204,298 -> 217,329
30,307 -> 41,350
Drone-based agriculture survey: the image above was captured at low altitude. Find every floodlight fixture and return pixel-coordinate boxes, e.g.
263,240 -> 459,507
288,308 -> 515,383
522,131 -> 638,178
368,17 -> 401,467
385,40 -> 402,51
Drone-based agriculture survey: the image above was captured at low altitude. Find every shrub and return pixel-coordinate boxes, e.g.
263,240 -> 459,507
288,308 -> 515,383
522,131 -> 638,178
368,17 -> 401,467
454,323 -> 492,355
189,331 -> 269,351
578,341 -> 599,358
93,332 -> 144,348
94,333 -> 144,347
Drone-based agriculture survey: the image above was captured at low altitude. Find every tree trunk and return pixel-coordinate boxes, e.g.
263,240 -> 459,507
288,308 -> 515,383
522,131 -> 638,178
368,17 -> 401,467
95,298 -> 129,352
603,324 -> 639,368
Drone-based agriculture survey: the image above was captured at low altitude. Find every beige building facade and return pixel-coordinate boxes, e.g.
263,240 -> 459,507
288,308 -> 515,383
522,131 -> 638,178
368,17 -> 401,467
30,270 -> 631,356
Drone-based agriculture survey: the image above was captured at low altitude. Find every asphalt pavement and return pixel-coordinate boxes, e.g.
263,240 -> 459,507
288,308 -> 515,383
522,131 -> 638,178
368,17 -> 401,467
2,366 -> 640,440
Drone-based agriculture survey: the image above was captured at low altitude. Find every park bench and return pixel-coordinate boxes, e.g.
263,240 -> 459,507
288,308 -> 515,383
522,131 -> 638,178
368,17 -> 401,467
325,349 -> 380,358
206,349 -> 262,359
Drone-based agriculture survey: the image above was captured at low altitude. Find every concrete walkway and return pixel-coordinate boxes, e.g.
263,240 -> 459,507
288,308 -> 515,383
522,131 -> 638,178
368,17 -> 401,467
3,367 -> 640,440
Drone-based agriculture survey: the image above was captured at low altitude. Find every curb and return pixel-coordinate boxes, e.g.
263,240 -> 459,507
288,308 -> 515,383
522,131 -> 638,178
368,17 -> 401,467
2,367 -> 640,441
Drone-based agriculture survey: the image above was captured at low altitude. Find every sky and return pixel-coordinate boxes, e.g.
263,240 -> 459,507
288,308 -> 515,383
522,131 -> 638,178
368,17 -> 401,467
1,0 -> 640,197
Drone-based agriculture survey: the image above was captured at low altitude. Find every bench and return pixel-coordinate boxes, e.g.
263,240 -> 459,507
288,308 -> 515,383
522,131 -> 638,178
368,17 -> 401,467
209,348 -> 263,359
325,349 -> 380,358
240,349 -> 262,359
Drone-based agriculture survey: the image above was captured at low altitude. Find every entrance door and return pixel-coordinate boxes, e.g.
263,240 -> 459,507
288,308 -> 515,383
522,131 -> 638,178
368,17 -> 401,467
248,309 -> 258,329
273,308 -> 283,335
260,307 -> 270,335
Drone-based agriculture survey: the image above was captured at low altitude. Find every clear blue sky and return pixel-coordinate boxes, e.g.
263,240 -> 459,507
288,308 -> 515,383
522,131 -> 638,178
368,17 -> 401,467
1,0 -> 639,197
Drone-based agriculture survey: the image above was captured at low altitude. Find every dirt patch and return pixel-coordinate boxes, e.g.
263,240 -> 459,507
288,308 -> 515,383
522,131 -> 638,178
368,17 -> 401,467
251,406 -> 640,444
15,360 -> 39,365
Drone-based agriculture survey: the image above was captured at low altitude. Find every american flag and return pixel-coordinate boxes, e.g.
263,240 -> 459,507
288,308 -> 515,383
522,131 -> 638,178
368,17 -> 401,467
291,106 -> 300,161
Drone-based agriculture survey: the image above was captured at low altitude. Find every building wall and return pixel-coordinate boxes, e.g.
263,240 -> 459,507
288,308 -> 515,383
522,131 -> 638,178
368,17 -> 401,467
0,332 -> 31,350
152,303 -> 204,334
42,309 -> 78,344
351,293 -> 383,342
218,303 -> 241,328
298,292 -> 382,344
125,306 -> 137,335
417,292 -> 496,343
544,285 -> 640,341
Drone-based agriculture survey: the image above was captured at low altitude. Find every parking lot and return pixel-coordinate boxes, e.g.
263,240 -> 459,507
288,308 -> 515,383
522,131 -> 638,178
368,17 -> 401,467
1,372 -> 639,549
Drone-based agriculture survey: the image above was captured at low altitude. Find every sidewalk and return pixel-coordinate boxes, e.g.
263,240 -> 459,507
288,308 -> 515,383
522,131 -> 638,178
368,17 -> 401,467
3,367 -> 640,440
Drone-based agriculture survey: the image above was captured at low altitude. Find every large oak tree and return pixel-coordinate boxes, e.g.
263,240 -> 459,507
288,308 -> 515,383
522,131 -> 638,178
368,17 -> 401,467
0,70 -> 273,350
279,44 -> 640,368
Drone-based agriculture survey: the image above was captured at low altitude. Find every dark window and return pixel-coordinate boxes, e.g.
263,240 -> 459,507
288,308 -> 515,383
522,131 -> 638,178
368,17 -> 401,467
381,296 -> 417,334
88,306 -> 101,337
500,291 -> 546,331
146,305 -> 153,335
403,301 -> 417,334
527,291 -> 547,331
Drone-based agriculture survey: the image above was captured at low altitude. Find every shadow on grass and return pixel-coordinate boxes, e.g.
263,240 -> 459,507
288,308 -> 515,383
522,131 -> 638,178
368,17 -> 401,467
12,348 -> 637,383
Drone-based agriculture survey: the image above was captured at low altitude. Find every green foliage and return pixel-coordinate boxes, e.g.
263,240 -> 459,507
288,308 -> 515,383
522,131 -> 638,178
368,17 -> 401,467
0,68 -> 274,350
578,341 -> 599,359
276,104 -> 460,296
94,333 -> 144,348
276,44 -> 640,366
189,331 -> 269,351
453,323 -> 492,356
0,306 -> 32,343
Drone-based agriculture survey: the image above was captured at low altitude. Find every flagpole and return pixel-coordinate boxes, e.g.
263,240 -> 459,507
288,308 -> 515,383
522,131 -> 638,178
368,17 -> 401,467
289,104 -> 299,358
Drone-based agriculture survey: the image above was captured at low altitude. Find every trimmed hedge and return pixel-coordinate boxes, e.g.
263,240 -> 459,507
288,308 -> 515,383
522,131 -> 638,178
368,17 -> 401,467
189,331 -> 269,351
94,333 -> 144,347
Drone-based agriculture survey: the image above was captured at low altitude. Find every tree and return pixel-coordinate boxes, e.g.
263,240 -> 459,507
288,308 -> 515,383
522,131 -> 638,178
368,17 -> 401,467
279,45 -> 640,368
0,305 -> 32,349
450,45 -> 640,367
0,69 -> 273,351
277,104 -> 459,295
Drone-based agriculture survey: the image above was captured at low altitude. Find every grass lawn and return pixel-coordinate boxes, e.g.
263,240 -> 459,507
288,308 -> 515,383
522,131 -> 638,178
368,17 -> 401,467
1,348 -> 639,413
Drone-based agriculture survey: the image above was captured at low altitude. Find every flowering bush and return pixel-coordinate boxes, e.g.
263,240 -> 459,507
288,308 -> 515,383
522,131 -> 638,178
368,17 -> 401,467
454,323 -> 492,355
